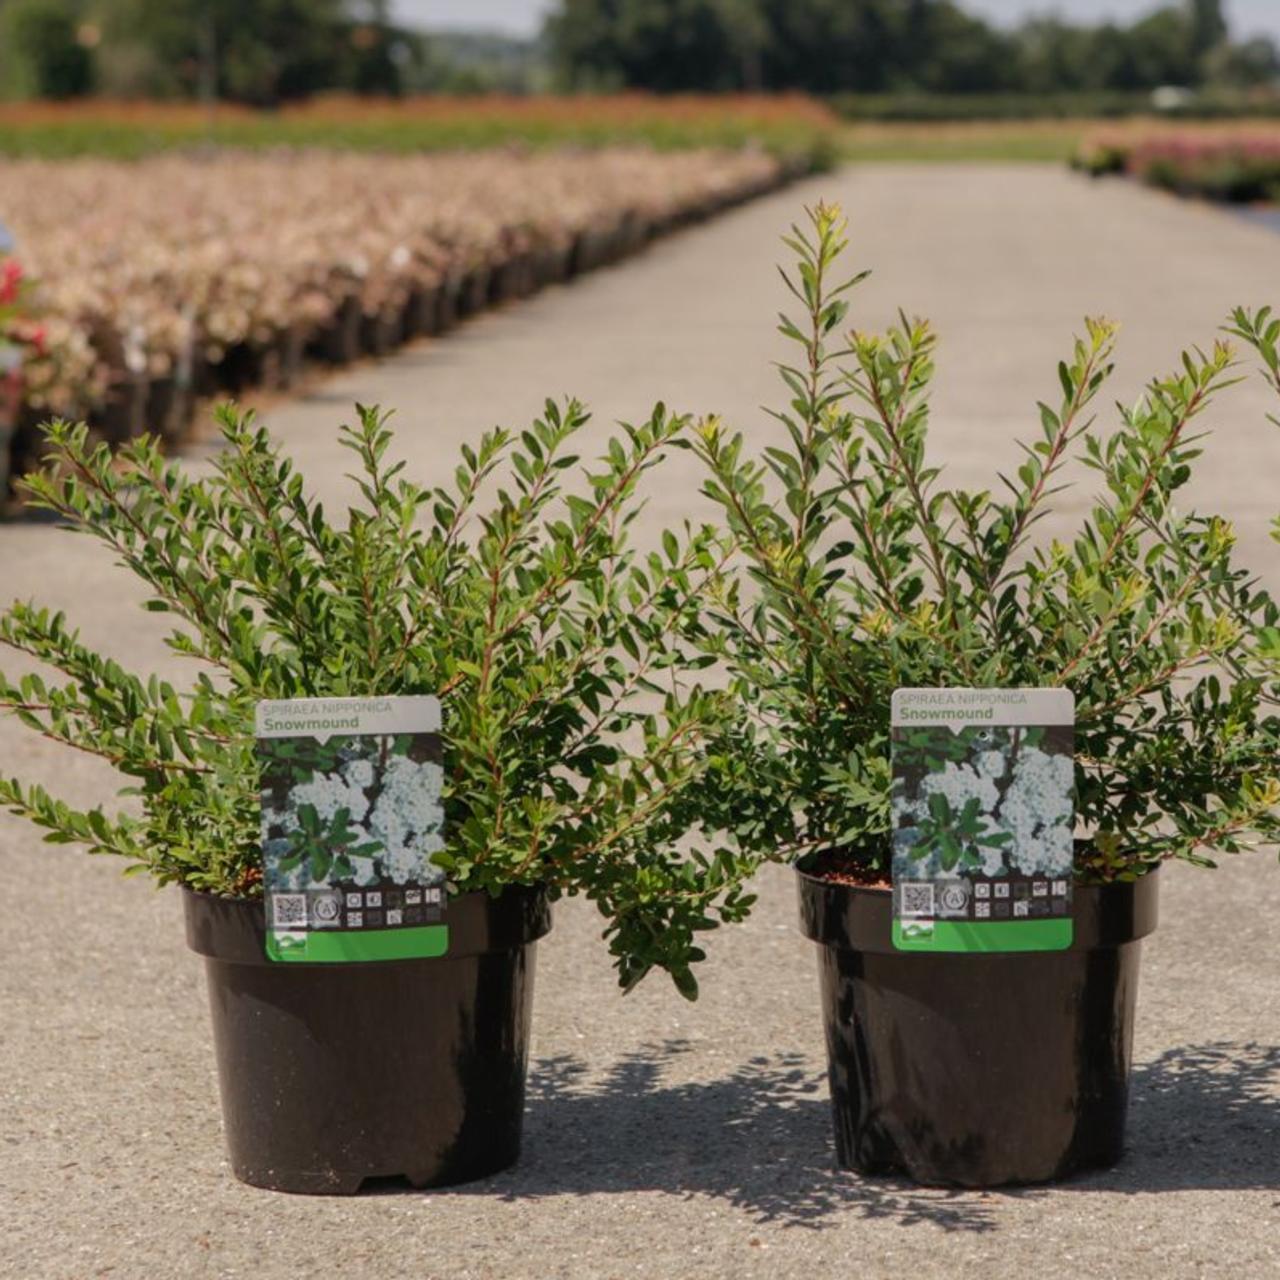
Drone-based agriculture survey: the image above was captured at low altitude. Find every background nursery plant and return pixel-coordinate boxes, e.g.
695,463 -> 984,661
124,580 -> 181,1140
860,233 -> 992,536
694,201 -> 1280,880
0,402 -> 757,996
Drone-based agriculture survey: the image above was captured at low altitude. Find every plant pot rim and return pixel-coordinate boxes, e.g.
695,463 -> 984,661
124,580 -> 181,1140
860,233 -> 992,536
182,880 -> 552,969
796,862 -> 1159,955
795,859 -> 1161,892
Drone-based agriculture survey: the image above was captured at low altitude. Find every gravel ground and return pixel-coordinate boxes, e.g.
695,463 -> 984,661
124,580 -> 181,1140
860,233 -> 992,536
1,164 -> 1278,1279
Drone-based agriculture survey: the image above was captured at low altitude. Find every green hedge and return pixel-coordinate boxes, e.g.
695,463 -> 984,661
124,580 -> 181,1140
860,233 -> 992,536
834,90 -> 1280,123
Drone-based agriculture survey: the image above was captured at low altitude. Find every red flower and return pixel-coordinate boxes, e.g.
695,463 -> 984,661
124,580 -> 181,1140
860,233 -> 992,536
0,367 -> 21,419
0,258 -> 22,306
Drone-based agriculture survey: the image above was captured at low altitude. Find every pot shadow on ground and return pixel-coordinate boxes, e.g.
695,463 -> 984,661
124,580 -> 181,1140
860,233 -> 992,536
1032,1040 -> 1280,1198
448,1038 -> 1279,1231
458,1040 -> 1000,1232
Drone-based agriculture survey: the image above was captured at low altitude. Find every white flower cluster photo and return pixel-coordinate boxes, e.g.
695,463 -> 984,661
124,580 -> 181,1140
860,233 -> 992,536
260,732 -> 445,893
891,723 -> 1074,882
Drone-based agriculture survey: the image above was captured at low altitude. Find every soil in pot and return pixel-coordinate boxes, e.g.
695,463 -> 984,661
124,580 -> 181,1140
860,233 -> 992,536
797,862 -> 1159,1188
184,882 -> 552,1194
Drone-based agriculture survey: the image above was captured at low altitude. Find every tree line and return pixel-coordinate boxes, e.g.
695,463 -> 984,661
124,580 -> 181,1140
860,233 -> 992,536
547,0 -> 1275,95
1,0 -> 1274,103
0,0 -> 418,102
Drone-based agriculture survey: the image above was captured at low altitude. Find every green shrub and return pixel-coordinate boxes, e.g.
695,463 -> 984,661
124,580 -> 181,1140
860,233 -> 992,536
0,403 -> 757,996
693,203 -> 1280,880
835,90 -> 1280,123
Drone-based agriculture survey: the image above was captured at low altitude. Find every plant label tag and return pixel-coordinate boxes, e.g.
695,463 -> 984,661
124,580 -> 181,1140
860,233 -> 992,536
256,695 -> 448,963
890,688 -> 1075,953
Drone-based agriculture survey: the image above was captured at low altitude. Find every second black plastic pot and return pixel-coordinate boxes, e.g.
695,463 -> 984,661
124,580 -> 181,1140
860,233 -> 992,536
184,882 -> 551,1195
797,865 -> 1159,1187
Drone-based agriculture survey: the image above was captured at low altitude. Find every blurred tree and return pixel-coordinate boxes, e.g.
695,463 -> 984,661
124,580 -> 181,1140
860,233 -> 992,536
1188,0 -> 1228,56
122,0 -> 352,102
547,0 -> 1273,96
0,0 -> 1268,101
1015,19 -> 1102,91
409,30 -> 547,94
0,0 -> 96,98
1204,36 -> 1280,88
906,2 -> 1021,93
1120,8 -> 1202,87
756,0 -> 900,93
759,0 -> 1018,94
87,0 -> 414,102
548,0 -> 756,92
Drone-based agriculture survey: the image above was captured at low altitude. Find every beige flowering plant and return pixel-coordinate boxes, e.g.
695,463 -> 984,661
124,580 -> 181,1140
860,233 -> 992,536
0,149 -> 784,420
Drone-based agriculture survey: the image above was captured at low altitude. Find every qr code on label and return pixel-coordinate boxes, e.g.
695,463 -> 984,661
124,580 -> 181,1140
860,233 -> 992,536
271,894 -> 308,928
900,883 -> 935,918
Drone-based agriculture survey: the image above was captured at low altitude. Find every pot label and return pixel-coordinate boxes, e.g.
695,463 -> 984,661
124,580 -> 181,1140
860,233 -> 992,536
890,688 -> 1075,953
256,696 -> 448,963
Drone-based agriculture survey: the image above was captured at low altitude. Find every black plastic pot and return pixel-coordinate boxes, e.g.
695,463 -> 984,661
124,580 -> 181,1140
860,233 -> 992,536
314,296 -> 363,365
615,211 -> 649,259
267,325 -> 308,391
491,252 -> 536,304
4,404 -> 48,499
534,244 -> 572,288
436,274 -> 463,331
570,227 -> 614,275
215,342 -> 261,395
457,267 -> 491,318
360,308 -> 404,358
145,375 -> 185,444
94,372 -> 149,445
183,882 -> 551,1194
797,866 -> 1159,1187
402,286 -> 442,339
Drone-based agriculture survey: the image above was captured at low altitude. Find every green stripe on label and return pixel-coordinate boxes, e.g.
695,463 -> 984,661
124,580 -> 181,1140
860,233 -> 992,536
892,918 -> 1073,953
266,925 -> 450,963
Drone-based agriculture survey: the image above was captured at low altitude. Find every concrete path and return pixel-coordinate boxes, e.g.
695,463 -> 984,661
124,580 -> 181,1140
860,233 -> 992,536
1,165 -> 1278,1280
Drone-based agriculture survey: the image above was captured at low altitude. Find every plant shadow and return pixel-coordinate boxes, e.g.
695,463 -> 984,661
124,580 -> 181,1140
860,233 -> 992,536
464,1040 -> 1000,1232
1049,1040 -> 1280,1197
452,1038 -> 1279,1229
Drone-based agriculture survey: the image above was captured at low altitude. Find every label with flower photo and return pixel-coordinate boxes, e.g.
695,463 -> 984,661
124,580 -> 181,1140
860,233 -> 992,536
890,688 -> 1075,953
256,696 -> 448,963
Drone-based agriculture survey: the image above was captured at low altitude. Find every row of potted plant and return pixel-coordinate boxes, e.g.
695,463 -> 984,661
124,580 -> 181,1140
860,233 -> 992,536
0,253 -> 34,499
0,92 -> 839,162
3,205 -> 1278,1195
0,145 -> 798,500
1074,126 -> 1280,203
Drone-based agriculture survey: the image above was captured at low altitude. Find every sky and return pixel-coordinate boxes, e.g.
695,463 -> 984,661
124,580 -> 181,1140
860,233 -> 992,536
391,1 -> 1280,42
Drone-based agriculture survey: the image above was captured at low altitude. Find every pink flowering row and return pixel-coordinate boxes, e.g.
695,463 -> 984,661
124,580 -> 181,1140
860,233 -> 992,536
1075,127 -> 1280,202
